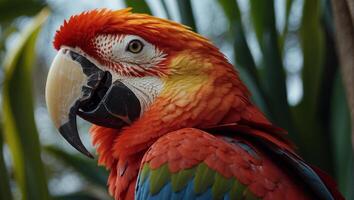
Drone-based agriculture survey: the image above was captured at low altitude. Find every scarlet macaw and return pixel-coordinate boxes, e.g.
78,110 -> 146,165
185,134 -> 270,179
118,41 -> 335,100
45,9 -> 344,200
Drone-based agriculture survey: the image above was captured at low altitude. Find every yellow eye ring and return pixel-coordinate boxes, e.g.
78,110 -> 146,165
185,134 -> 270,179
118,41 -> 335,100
127,39 -> 144,53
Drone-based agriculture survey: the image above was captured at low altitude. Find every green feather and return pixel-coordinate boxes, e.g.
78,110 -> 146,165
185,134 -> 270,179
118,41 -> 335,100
171,166 -> 196,192
140,164 -> 150,184
244,189 -> 259,200
194,163 -> 215,194
211,173 -> 233,199
149,164 -> 171,195
229,179 -> 247,199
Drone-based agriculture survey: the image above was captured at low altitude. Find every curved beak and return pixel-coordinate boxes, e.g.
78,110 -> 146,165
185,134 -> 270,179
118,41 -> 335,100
46,49 -> 93,158
46,48 -> 141,158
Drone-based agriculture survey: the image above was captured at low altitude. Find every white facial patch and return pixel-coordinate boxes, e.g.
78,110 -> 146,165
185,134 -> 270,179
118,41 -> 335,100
91,34 -> 166,115
112,75 -> 163,115
94,34 -> 166,70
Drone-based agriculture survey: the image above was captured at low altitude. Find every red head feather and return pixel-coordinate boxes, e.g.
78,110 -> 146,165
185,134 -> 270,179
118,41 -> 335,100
53,8 -> 228,77
53,8 -> 219,58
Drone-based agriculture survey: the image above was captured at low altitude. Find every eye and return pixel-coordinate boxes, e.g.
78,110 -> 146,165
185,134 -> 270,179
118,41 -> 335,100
126,39 -> 144,53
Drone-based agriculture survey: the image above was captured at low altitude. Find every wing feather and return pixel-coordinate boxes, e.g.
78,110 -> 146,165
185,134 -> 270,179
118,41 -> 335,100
135,127 -> 320,199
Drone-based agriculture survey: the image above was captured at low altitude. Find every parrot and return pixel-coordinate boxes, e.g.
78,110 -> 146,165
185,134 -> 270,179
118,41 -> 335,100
45,8 -> 344,200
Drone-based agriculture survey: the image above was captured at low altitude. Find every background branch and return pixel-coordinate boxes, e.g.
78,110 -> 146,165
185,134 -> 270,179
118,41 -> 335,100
331,0 -> 354,153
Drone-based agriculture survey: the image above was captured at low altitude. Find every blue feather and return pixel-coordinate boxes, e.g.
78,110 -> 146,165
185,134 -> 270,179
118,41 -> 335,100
136,170 -> 234,200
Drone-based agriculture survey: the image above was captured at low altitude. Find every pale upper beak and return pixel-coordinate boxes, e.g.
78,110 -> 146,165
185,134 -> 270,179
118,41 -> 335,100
45,47 -> 141,158
46,49 -> 86,129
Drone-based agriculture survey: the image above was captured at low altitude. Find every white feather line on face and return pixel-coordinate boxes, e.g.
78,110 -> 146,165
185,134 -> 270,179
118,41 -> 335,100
94,34 -> 166,69
111,74 -> 163,116
95,34 -> 167,115
92,34 -> 165,115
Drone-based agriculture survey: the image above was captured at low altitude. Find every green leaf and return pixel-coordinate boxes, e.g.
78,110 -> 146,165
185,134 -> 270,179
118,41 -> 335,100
45,146 -> 108,188
249,0 -> 294,139
124,0 -> 151,15
284,0 -> 293,28
249,0 -> 268,48
299,0 -> 325,114
217,0 -> 256,84
292,0 -> 332,171
331,74 -> 354,199
279,0 -> 294,49
2,9 -> 50,200
176,0 -> 197,31
0,0 -> 45,23
0,127 -> 13,200
217,0 -> 241,21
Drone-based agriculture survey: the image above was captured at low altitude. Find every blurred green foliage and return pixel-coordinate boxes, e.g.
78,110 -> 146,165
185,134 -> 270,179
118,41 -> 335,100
45,146 -> 108,188
2,9 -> 50,200
0,0 -> 352,199
0,128 -> 12,200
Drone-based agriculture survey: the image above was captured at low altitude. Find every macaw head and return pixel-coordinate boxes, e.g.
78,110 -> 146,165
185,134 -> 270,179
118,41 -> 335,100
46,9 -> 255,158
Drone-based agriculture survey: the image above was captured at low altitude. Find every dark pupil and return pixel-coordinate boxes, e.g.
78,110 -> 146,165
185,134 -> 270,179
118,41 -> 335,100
131,42 -> 139,50
129,40 -> 142,53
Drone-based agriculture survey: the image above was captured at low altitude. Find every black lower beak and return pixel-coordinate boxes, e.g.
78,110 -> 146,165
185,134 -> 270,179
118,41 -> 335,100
78,81 -> 141,129
59,101 -> 94,158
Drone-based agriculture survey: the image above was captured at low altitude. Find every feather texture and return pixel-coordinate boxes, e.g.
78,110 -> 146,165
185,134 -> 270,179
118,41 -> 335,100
135,128 -> 321,200
136,162 -> 259,200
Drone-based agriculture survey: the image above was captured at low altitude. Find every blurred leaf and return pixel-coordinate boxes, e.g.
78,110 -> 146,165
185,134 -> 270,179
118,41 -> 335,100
292,0 -> 332,171
54,192 -> 101,200
322,0 -> 335,36
45,146 -> 108,188
0,25 -> 18,51
284,0 -> 293,33
217,0 -> 271,115
217,0 -> 256,79
0,127 -> 13,200
279,0 -> 293,49
160,0 -> 171,19
249,0 -> 294,139
299,0 -> 325,114
2,9 -> 50,200
0,0 -> 44,23
176,0 -> 197,31
331,74 -> 354,199
124,0 -> 151,15
284,0 -> 293,26
249,0 -> 267,49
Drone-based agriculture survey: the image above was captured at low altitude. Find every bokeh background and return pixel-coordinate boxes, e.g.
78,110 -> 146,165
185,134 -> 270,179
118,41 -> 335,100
0,0 -> 353,199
